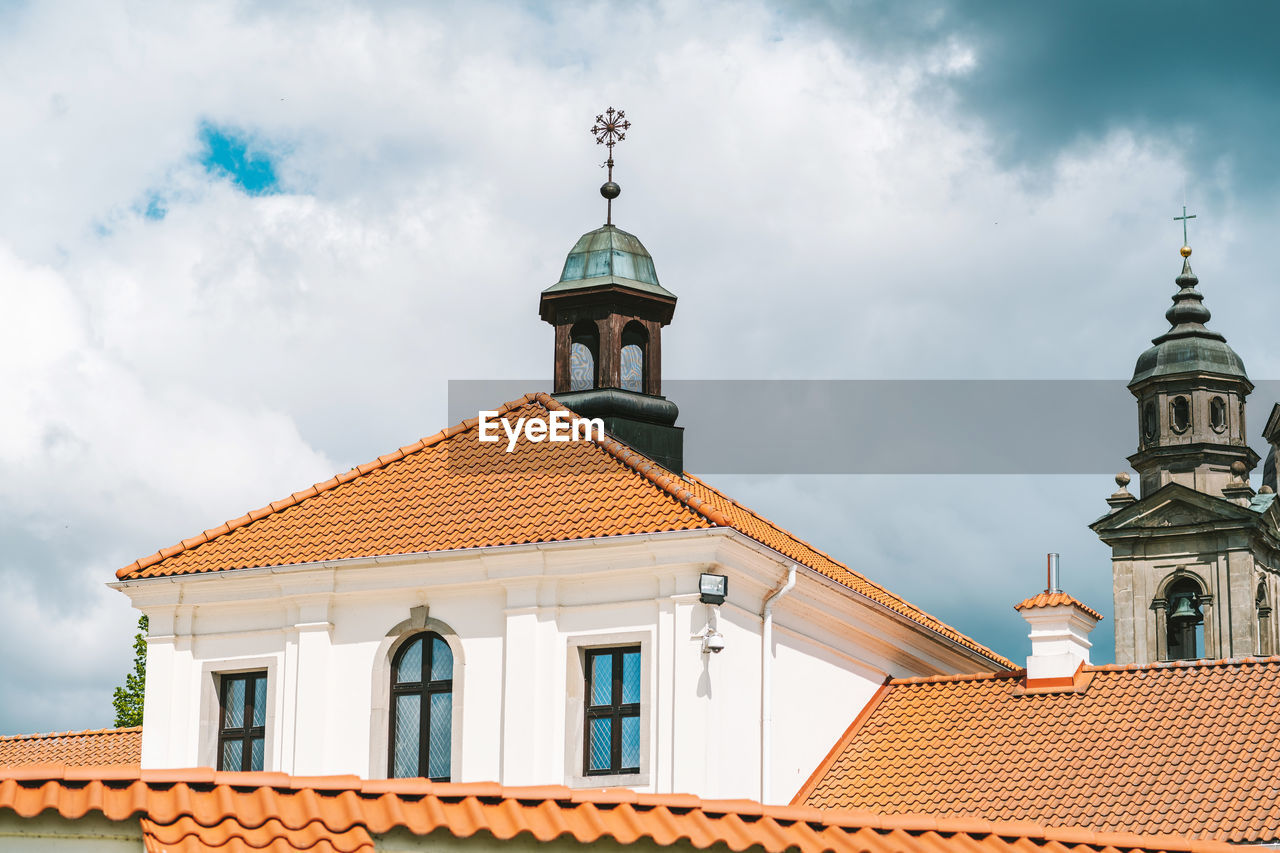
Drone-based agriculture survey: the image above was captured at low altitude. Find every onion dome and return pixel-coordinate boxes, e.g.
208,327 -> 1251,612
1130,249 -> 1247,386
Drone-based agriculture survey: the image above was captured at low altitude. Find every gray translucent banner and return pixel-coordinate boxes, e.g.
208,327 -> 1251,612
447,380 -> 1280,474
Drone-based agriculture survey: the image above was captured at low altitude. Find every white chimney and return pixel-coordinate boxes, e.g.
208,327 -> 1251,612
1015,554 -> 1103,687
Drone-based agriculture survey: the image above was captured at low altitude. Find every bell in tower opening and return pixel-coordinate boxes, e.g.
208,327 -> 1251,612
539,108 -> 683,473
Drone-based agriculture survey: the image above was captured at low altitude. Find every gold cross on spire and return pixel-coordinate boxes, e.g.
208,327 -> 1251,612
591,107 -> 630,225
1174,204 -> 1197,253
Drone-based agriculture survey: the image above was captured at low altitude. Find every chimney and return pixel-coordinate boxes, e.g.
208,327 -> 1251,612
1015,554 -> 1103,688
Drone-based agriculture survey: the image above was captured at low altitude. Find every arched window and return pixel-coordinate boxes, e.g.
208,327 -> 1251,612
621,322 -> 648,393
570,321 -> 599,392
389,632 -> 453,780
1165,578 -> 1204,661
1171,396 -> 1191,433
1259,583 -> 1273,656
1210,396 -> 1227,432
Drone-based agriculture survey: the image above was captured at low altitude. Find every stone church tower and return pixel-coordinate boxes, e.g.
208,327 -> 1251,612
1093,243 -> 1280,664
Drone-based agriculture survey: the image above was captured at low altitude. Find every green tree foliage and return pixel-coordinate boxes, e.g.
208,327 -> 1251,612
112,614 -> 148,727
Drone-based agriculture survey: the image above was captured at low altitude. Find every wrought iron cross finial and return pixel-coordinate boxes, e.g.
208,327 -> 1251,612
1174,205 -> 1197,248
591,107 -> 630,225
591,107 -> 630,155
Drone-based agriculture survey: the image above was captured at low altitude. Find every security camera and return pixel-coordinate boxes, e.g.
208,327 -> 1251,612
702,632 -> 726,654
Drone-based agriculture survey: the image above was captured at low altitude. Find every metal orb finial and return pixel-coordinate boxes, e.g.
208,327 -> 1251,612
591,107 -> 630,225
1181,245 -> 1193,258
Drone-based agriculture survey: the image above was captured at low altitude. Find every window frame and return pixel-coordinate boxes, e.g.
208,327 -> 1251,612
582,645 -> 642,777
1210,396 -> 1227,432
388,631 -> 454,781
217,671 -> 267,772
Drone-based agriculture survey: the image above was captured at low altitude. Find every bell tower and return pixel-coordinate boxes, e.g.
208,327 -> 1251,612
1093,218 -> 1280,664
1126,239 -> 1257,497
539,108 -> 683,472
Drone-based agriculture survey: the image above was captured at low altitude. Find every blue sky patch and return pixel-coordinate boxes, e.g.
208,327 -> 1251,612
198,122 -> 281,195
142,192 -> 167,220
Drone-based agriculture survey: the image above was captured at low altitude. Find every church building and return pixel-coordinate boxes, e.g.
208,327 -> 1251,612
100,115 -> 1009,803
3,120 -> 1280,851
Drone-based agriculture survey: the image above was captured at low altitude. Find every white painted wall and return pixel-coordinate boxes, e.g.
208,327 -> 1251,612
119,528 -> 1001,803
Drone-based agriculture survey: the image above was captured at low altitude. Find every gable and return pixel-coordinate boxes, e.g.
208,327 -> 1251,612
1092,483 -> 1259,534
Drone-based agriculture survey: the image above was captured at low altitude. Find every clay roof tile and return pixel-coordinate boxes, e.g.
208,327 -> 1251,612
798,656 -> 1280,844
0,728 -> 141,770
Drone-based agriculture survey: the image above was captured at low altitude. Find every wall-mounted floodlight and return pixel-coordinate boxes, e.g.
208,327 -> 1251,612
699,572 -> 728,605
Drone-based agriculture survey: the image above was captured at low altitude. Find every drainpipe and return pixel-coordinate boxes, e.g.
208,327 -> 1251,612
760,563 -> 797,804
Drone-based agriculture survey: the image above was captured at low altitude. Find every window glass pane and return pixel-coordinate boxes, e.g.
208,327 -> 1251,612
588,717 -> 613,772
396,637 -> 422,684
249,737 -> 265,772
220,739 -> 242,772
252,677 -> 267,727
393,694 -> 421,778
621,345 -> 643,392
428,692 -> 452,779
590,654 -> 613,707
430,637 -> 453,681
622,651 -> 640,704
223,678 -> 244,729
621,715 -> 640,770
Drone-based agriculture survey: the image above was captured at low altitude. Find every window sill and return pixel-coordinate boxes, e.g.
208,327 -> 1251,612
567,771 -> 649,789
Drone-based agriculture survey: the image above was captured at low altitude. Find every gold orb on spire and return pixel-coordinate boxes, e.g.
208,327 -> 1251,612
1181,245 -> 1193,258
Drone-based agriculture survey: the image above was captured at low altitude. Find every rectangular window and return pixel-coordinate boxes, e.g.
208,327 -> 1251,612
218,671 -> 267,772
583,646 -> 641,776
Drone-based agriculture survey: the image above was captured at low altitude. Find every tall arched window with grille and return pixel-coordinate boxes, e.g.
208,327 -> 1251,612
389,632 -> 453,780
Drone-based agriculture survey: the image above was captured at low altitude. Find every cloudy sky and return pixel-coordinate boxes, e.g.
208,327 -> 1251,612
2,0 -> 1279,734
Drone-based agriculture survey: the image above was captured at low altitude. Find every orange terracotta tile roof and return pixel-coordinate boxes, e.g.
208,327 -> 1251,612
0,727 -> 140,768
0,765 -> 1256,853
1014,591 -> 1104,621
796,655 -> 1280,843
115,392 -> 1011,668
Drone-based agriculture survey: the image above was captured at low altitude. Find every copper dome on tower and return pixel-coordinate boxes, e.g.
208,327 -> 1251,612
541,224 -> 675,302
1130,253 -> 1248,386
